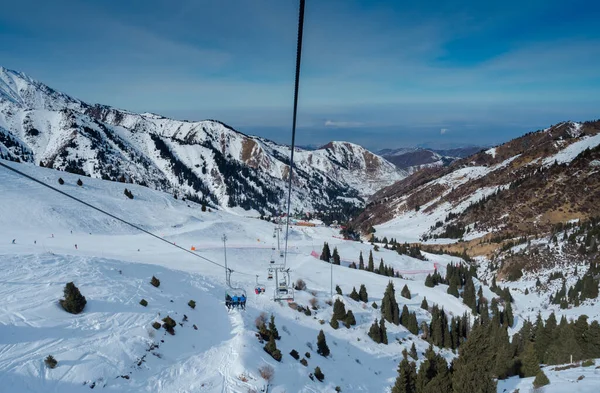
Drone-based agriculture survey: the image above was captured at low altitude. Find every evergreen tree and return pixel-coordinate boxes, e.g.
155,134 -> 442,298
447,277 -> 459,297
264,334 -> 282,361
408,313 -> 419,336
421,297 -> 429,310
425,274 -> 435,288
401,284 -> 412,299
369,319 -> 382,344
504,301 -> 514,327
368,250 -> 375,272
494,326 -> 512,380
60,282 -> 87,314
380,318 -> 388,344
346,310 -> 356,326
335,285 -> 342,295
349,287 -> 360,301
332,247 -> 341,265
320,242 -> 331,262
534,314 -> 550,363
77,178 -> 83,186
378,258 -> 385,275
520,341 -> 540,378
359,284 -> 369,302
316,330 -> 330,357
392,355 -> 417,393
330,317 -> 339,329
533,371 -> 550,388
381,281 -> 400,325
409,342 -> 418,360
269,314 -> 280,340
332,299 -> 347,322
451,324 -> 497,393
359,251 -> 365,270
401,304 -> 410,327
462,277 -> 477,313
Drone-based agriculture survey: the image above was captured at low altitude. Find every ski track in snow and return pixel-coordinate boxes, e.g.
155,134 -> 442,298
0,159 -> 598,393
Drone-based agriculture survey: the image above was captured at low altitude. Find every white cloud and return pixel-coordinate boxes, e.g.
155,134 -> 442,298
324,120 -> 364,128
440,128 -> 449,135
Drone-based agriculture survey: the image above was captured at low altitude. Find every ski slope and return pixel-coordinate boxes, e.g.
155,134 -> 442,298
0,159 -> 598,392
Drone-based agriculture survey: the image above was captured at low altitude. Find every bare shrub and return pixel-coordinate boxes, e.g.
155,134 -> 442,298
255,313 -> 268,329
295,279 -> 306,291
309,297 -> 319,310
259,365 -> 274,383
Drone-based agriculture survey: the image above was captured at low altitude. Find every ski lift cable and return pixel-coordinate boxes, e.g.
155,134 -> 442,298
0,161 -> 256,277
283,0 -> 306,269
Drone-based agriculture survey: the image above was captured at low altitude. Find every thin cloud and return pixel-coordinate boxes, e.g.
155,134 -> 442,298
324,120 -> 364,128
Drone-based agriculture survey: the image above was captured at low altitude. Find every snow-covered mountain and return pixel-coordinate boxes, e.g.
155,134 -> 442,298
0,66 -> 405,215
378,146 -> 484,172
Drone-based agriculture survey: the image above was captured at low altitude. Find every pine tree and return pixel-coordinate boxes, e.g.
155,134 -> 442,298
451,324 -> 497,393
380,318 -> 388,344
368,250 -> 374,272
332,247 -> 341,265
332,298 -> 347,321
316,330 -> 330,357
330,317 -> 339,329
425,274 -> 435,287
409,342 -> 418,360
60,282 -> 87,314
534,314 -> 550,363
447,278 -> 459,298
462,277 -> 477,313
533,370 -> 550,388
369,319 -> 382,343
314,366 -> 325,382
421,297 -> 429,310
494,326 -> 512,380
77,178 -> 83,186
359,251 -> 364,270
359,284 -> 369,302
335,285 -> 342,295
381,281 -> 400,325
408,313 -> 419,335
392,356 -> 417,393
349,287 -> 360,301
264,334 -> 282,361
346,310 -> 356,326
520,341 -> 540,377
320,242 -> 331,262
401,284 -> 411,299
401,304 -> 410,327
268,314 -> 280,340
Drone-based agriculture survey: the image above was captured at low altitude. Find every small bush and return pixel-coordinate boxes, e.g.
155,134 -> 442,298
309,297 -> 318,310
335,387 -> 342,392
150,276 -> 160,287
139,299 -> 148,307
162,316 -> 176,335
44,355 -> 58,369
124,188 -> 134,199
201,204 -> 207,212
300,358 -> 308,366
304,307 -> 312,316
60,282 -> 87,314
290,349 -> 300,360
58,178 -> 64,185
325,299 -> 333,306
188,300 -> 196,309
295,278 -> 307,291
372,302 -> 378,309
255,312 -> 268,329
77,178 -> 83,186
314,366 -> 325,382
259,365 -> 274,383
577,375 -> 585,381
533,370 -> 550,388
305,352 -> 311,359
152,321 -> 161,330
582,359 -> 595,367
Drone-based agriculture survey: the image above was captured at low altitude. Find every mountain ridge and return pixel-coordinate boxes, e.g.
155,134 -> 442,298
0,66 -> 406,216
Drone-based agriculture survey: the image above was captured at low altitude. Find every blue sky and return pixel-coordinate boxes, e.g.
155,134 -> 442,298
1,0 -> 599,150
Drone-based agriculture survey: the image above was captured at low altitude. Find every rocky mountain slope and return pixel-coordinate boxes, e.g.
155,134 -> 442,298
0,66 -> 405,215
352,120 -> 600,274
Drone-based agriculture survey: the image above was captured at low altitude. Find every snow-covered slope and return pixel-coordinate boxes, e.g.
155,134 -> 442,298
353,120 -> 600,244
1,159 -> 599,392
0,66 -> 406,216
